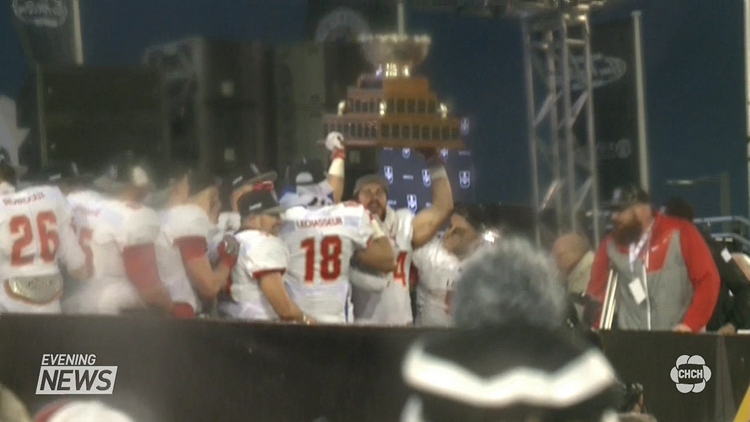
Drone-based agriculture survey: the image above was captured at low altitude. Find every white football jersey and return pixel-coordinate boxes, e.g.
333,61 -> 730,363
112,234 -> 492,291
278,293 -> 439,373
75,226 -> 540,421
0,186 -> 84,279
279,203 -> 373,323
66,198 -> 161,314
222,230 -> 290,321
412,238 -> 461,327
351,207 -> 415,325
155,204 -> 216,311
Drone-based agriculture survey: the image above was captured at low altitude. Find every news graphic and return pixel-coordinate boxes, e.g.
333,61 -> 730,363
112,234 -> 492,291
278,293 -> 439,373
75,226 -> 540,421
36,354 -> 117,395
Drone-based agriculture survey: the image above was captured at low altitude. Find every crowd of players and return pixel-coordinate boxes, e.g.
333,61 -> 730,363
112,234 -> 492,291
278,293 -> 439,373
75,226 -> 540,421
0,132 -> 492,326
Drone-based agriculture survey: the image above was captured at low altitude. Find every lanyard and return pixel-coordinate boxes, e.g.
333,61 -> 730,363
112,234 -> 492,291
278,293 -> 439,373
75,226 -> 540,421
629,224 -> 653,273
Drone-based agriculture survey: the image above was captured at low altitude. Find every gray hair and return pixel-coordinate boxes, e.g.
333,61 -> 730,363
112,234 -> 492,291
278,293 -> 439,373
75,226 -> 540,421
452,237 -> 568,329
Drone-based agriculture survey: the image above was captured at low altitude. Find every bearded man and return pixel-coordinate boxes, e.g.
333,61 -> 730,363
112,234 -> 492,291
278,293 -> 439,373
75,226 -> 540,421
587,185 -> 719,332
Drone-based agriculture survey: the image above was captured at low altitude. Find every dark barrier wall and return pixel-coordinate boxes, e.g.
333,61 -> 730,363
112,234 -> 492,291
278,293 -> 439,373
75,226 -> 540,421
1,315 -> 750,422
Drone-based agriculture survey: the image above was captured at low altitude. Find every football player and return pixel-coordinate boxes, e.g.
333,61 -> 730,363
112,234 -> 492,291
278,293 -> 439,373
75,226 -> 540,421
64,152 -> 174,315
220,178 -> 311,323
351,148 -> 454,325
412,203 -> 487,326
155,163 -> 239,317
0,159 -> 87,314
277,137 -> 396,323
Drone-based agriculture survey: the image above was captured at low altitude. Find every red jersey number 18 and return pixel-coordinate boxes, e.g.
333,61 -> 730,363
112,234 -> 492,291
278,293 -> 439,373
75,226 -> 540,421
301,236 -> 343,283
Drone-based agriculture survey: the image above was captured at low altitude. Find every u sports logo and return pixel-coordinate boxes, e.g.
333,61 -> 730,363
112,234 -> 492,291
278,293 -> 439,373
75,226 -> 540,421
406,194 -> 418,212
440,148 -> 449,161
422,169 -> 431,187
459,170 -> 471,189
383,166 -> 394,184
402,148 -> 411,159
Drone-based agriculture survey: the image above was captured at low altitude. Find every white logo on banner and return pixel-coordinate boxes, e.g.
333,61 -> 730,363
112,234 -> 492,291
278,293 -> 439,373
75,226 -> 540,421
383,166 -> 394,184
440,148 -> 450,161
407,194 -> 418,212
460,118 -> 470,136
670,355 -> 711,394
615,138 -> 632,158
565,53 -> 627,91
13,0 -> 68,28
459,171 -> 471,189
36,354 -> 118,395
387,199 -> 398,208
422,169 -> 431,187
402,148 -> 411,159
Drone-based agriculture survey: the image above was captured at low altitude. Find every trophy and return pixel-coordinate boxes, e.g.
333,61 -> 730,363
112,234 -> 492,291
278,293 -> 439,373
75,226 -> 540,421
320,2 -> 467,149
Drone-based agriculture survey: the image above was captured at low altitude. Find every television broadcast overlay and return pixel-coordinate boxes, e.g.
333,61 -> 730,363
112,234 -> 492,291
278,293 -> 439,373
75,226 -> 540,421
36,354 -> 117,395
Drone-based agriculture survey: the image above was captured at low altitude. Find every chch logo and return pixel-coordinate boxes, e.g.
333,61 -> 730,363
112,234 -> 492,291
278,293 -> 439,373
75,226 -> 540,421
422,169 -> 431,187
459,170 -> 471,189
387,199 -> 398,208
670,355 -> 711,393
383,166 -> 394,184
402,148 -> 411,159
406,194 -> 418,212
440,148 -> 449,161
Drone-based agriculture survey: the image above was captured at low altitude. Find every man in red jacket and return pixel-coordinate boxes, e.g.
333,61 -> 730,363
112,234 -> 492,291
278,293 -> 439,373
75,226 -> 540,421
587,185 -> 719,332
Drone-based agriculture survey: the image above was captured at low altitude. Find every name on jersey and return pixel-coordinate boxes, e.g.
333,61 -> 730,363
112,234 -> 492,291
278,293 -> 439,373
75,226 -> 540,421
3,191 -> 45,206
295,217 -> 343,229
72,206 -> 100,217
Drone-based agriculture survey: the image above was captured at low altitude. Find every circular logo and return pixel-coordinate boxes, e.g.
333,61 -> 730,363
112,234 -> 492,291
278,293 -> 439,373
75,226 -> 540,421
314,7 -> 370,43
670,355 -> 711,393
615,138 -> 632,159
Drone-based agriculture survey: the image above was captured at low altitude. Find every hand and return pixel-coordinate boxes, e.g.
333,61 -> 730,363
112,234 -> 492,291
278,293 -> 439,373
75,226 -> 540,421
673,323 -> 693,333
325,131 -> 345,152
231,185 -> 255,212
218,235 -> 240,268
718,323 -> 737,336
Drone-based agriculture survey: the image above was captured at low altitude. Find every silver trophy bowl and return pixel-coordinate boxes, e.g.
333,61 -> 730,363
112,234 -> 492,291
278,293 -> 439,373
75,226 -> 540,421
358,34 -> 431,78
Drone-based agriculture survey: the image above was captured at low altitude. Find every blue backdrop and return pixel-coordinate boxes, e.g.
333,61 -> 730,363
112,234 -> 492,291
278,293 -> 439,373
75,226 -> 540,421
0,0 -> 744,217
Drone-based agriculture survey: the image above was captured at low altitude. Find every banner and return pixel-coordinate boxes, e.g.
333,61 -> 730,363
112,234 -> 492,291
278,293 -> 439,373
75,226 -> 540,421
12,0 -> 79,66
574,16 -> 641,200
380,147 -> 475,212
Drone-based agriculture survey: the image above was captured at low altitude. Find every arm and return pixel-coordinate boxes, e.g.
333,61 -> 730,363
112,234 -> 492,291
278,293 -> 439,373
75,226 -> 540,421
325,131 -> 346,203
257,271 -> 310,323
679,224 -> 721,332
177,236 -> 237,299
585,238 -> 613,330
355,213 -> 396,272
123,244 -> 174,314
411,151 -> 454,249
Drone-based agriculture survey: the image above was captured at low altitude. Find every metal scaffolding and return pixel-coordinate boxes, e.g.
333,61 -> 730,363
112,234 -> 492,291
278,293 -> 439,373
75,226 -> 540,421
412,0 -> 605,246
522,9 -> 601,247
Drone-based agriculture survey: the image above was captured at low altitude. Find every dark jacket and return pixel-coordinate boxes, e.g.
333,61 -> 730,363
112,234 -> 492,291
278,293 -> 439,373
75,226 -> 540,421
702,232 -> 750,330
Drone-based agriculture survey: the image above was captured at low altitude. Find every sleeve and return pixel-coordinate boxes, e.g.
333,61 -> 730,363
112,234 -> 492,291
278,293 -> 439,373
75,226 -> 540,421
55,195 -> 86,271
349,264 -> 389,292
353,207 -> 375,249
165,207 -> 213,263
244,236 -> 289,280
679,223 -> 721,332
585,237 -> 613,329
412,239 -> 438,270
116,206 -> 161,249
396,208 -> 416,246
